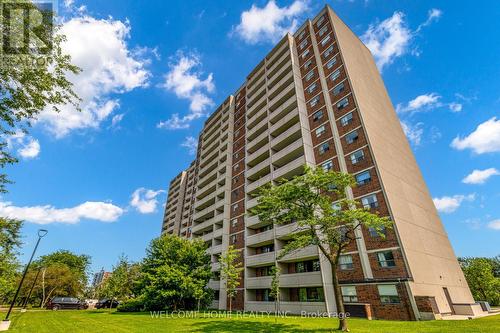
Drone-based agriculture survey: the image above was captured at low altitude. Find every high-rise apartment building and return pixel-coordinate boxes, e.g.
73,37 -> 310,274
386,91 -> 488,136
162,5 -> 479,320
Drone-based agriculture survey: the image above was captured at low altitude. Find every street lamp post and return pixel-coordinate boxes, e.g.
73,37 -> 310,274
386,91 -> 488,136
2,229 -> 48,326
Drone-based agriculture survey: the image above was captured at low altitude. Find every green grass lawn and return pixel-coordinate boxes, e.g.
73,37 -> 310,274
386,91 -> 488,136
3,310 -> 500,333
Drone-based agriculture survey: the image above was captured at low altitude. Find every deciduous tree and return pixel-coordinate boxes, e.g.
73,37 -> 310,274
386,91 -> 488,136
252,166 -> 390,332
220,245 -> 244,313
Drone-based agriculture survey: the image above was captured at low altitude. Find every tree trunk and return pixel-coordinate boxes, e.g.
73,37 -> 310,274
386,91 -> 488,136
229,295 -> 232,315
331,263 -> 349,332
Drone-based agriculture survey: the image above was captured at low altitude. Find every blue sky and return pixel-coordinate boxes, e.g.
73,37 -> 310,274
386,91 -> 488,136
4,0 -> 500,274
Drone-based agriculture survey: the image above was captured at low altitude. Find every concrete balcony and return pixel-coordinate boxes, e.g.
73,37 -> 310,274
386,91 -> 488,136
247,119 -> 268,141
268,70 -> 293,100
247,173 -> 272,194
247,229 -> 274,247
247,104 -> 268,130
271,122 -> 302,151
246,251 -> 276,267
266,39 -> 289,66
247,84 -> 266,109
208,280 -> 221,290
246,276 -> 272,289
276,302 -> 327,315
247,157 -> 271,180
247,75 -> 266,98
193,204 -> 215,221
267,47 -> 290,77
270,107 -> 299,135
246,215 -> 263,228
210,244 -> 223,255
280,271 -> 323,288
268,81 -> 295,111
247,142 -> 270,165
247,130 -> 269,154
245,301 -> 275,313
247,90 -> 267,118
272,138 -> 304,165
275,222 -> 302,239
246,197 -> 259,210
279,245 -> 318,262
191,219 -> 215,234
211,262 -> 220,271
273,155 -> 306,180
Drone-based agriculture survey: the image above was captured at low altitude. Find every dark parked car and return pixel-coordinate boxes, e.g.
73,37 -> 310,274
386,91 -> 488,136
95,299 -> 119,309
46,297 -> 88,310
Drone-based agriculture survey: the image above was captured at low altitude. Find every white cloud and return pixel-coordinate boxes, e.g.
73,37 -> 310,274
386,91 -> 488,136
488,219 -> 500,230
401,121 -> 424,146
397,93 -> 441,113
451,117 -> 500,154
111,113 -> 125,128
448,102 -> 463,112
233,0 -> 309,44
64,0 -> 74,8
416,8 -> 443,32
361,11 -> 412,70
6,131 -> 41,159
433,194 -> 475,213
462,168 -> 500,184
36,16 -> 150,137
0,201 -> 123,224
158,52 -> 215,130
362,9 -> 442,71
181,136 -> 198,155
130,188 -> 165,214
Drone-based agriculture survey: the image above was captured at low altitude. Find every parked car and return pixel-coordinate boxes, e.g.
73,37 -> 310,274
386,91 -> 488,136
46,297 -> 88,310
95,299 -> 119,309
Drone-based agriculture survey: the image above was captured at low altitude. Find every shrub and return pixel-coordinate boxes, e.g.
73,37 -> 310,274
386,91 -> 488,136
117,298 -> 144,312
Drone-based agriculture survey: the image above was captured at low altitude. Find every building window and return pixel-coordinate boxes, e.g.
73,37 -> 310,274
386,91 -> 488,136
333,82 -> 345,96
337,97 -> 349,110
316,16 -> 325,28
361,194 -> 378,209
330,69 -> 340,82
340,112 -> 353,126
341,286 -> 358,303
313,110 -> 324,122
300,39 -> 308,50
231,235 -> 237,244
324,45 -> 334,58
301,49 -> 310,59
304,59 -> 313,69
232,204 -> 238,212
319,142 -> 330,155
326,57 -> 337,69
233,176 -> 239,184
319,25 -> 328,37
260,244 -> 274,253
232,219 -> 238,228
369,226 -> 386,237
307,82 -> 317,94
232,189 -> 239,198
345,130 -> 359,144
295,259 -> 320,273
356,170 -> 372,186
310,95 -> 320,107
350,150 -> 364,165
315,125 -> 326,137
233,164 -> 240,171
377,251 -> 396,268
378,285 -> 400,304
256,289 -> 275,302
322,160 -> 333,171
320,35 -> 331,46
339,255 -> 353,270
299,287 -> 325,302
305,70 -> 314,81
299,30 -> 306,40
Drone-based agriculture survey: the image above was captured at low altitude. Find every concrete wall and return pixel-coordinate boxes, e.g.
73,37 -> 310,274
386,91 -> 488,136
326,6 -> 474,314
